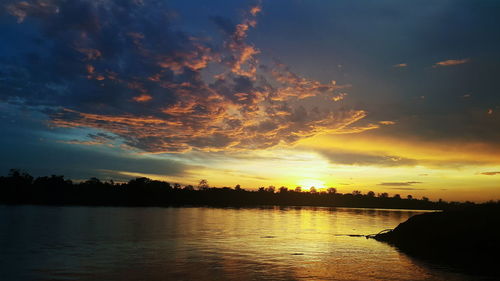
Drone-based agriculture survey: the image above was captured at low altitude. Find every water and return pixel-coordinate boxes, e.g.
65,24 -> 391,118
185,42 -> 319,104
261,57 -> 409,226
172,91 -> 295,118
0,206 -> 490,280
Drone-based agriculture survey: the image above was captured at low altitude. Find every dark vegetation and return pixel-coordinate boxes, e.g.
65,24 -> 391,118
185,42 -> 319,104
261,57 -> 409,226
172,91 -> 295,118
0,169 -> 481,210
374,203 -> 500,276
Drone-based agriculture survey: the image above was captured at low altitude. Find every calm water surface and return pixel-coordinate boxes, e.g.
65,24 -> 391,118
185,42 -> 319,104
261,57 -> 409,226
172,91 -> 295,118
0,206 -> 491,280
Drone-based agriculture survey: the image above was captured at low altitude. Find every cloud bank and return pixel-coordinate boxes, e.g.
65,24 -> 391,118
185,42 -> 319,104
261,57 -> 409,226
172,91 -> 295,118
1,0 -> 379,153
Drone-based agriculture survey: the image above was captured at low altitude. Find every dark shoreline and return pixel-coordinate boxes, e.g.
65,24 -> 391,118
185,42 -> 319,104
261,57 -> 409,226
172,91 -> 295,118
0,170 -> 479,211
374,204 -> 500,276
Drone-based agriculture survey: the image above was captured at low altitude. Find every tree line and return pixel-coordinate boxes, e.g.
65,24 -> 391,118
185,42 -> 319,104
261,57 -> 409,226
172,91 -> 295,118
0,169 -> 480,210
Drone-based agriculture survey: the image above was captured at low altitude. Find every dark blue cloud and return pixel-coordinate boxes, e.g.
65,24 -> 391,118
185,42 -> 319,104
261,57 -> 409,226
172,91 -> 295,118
1,0 -> 369,154
1,0 -> 189,114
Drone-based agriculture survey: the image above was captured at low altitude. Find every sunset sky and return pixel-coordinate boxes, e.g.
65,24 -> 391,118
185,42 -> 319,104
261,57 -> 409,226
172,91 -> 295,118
1,0 -> 499,201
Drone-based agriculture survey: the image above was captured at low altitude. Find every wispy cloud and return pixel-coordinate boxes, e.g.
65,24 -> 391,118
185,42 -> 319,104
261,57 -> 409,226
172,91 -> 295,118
57,133 -> 116,147
378,181 -> 423,186
132,94 -> 153,102
393,63 -> 407,68
317,150 -> 418,167
432,58 -> 470,68
386,187 -> 426,191
480,171 -> 500,176
6,0 -> 59,23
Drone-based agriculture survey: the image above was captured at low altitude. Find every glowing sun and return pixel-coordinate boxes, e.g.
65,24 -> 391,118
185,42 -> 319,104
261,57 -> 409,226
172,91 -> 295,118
298,179 -> 326,190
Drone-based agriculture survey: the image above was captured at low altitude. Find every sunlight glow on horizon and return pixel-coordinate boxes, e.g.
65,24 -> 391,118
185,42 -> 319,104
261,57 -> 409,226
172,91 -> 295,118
111,136 -> 500,202
298,179 -> 326,190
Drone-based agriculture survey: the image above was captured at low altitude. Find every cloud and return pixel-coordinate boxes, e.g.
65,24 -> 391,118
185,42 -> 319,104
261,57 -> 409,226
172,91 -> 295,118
386,187 -> 426,191
133,94 -> 153,102
58,132 -> 117,146
215,2 -> 263,78
378,181 -> 423,186
317,150 -> 418,167
270,62 -> 348,100
393,63 -> 407,68
432,58 -> 470,68
5,0 -> 59,23
0,136 -> 189,180
480,171 -> 500,176
1,0 -> 379,153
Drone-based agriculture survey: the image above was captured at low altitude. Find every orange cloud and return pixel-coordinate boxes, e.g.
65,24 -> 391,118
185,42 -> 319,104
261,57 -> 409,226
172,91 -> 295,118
51,88 -> 373,153
250,4 -> 262,16
230,46 -> 260,77
393,63 -> 407,68
379,121 -> 396,125
59,139 -> 110,146
35,2 -> 381,153
223,4 -> 262,78
332,92 -> 347,101
271,63 -> 348,100
86,64 -> 95,74
158,44 -> 215,74
133,94 -> 152,102
432,58 -> 470,68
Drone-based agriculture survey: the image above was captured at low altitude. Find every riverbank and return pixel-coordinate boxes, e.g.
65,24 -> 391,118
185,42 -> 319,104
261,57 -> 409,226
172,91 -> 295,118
374,204 -> 500,276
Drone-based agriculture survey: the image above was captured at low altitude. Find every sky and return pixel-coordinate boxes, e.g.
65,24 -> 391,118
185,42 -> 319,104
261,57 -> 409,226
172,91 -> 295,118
1,0 -> 499,201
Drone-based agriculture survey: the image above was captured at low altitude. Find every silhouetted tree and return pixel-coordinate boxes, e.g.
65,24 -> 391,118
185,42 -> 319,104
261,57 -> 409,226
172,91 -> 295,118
7,169 -> 33,187
0,169 -> 460,210
378,192 -> 389,198
35,175 -> 72,188
86,177 -> 102,185
265,186 -> 275,193
279,186 -> 288,193
234,184 -> 242,191
198,179 -> 209,190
